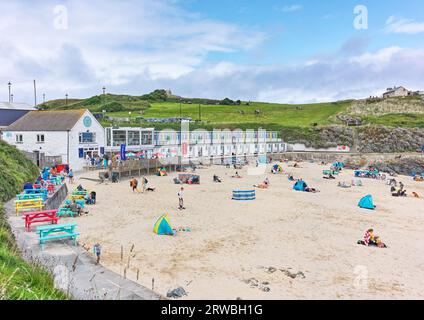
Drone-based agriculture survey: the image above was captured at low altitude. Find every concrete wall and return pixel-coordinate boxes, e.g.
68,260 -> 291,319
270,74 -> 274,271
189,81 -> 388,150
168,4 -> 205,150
44,183 -> 68,211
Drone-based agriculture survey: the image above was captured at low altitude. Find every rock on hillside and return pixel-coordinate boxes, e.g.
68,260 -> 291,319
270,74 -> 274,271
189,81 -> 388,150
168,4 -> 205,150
357,126 -> 424,153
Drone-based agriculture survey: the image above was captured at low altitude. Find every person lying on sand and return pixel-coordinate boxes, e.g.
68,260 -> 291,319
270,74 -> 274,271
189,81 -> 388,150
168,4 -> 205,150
358,229 -> 387,248
323,174 -> 336,180
254,178 -> 270,189
412,192 -> 420,198
304,187 -> 319,193
414,176 -> 424,182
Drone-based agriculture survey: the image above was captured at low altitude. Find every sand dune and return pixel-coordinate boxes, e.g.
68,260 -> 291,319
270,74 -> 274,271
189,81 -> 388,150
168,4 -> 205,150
71,162 -> 424,300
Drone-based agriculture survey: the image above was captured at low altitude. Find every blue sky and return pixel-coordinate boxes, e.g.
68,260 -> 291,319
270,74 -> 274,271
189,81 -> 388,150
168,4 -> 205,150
1,0 -> 424,104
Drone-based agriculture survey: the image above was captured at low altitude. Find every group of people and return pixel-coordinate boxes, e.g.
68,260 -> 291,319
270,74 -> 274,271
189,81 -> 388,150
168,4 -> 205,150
129,177 -> 155,193
85,153 -> 111,170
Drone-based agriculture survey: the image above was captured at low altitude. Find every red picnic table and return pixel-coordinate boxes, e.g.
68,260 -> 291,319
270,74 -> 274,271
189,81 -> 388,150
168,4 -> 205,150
22,210 -> 58,232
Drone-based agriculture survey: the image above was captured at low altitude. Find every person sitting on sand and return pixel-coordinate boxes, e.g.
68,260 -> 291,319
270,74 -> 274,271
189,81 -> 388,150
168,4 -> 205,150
231,171 -> 242,178
213,174 -> 222,183
293,162 -> 299,168
414,175 -> 424,182
358,229 -> 387,248
77,184 -> 86,192
338,181 -> 351,188
288,174 -> 294,181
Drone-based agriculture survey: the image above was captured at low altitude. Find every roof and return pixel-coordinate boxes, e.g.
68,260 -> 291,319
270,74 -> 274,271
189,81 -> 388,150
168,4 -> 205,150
0,110 -> 30,127
384,86 -> 409,94
5,109 -> 86,131
0,102 -> 35,111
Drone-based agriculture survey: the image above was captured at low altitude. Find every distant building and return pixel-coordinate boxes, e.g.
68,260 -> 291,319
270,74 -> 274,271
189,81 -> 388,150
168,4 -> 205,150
3,109 -> 104,171
0,102 -> 35,139
382,86 -> 410,98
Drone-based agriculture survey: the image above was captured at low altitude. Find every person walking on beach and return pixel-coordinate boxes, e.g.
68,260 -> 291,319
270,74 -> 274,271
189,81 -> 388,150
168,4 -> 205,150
178,187 -> 185,210
68,169 -> 74,184
93,243 -> 102,265
130,178 -> 139,193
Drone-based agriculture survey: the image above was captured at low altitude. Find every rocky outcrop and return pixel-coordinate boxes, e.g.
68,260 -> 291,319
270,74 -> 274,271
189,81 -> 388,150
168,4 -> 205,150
282,125 -> 424,153
357,126 -> 424,153
344,155 -> 424,176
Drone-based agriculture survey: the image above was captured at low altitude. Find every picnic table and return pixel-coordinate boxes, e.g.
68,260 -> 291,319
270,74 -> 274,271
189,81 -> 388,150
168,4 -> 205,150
37,223 -> 79,250
15,198 -> 44,216
16,193 -> 46,201
323,170 -> 339,176
24,188 -> 48,201
57,207 -> 77,218
22,210 -> 58,232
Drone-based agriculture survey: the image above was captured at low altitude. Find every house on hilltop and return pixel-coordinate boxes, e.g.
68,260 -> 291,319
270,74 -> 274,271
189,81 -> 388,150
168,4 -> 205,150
382,86 -> 411,98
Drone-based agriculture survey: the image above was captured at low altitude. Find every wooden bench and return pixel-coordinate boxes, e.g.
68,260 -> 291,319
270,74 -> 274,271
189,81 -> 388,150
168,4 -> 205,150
15,199 -> 44,216
37,223 -> 79,250
22,210 -> 58,232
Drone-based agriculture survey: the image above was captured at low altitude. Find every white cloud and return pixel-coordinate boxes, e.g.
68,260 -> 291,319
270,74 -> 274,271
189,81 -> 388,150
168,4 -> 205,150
385,16 -> 424,34
0,0 -> 265,102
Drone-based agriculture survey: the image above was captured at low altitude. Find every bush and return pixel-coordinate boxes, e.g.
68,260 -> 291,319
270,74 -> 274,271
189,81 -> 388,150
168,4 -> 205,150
0,141 -> 40,202
97,101 -> 125,112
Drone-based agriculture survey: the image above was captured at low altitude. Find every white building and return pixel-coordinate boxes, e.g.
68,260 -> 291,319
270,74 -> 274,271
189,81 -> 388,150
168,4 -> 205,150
104,127 -> 286,160
3,109 -> 104,171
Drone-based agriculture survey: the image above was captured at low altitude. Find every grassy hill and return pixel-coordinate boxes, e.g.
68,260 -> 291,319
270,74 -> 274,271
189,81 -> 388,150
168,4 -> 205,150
38,90 -> 424,130
0,141 -> 67,300
38,91 -> 424,150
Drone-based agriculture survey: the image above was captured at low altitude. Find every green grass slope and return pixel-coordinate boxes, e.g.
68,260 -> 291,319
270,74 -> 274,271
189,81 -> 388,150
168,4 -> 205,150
0,141 -> 67,300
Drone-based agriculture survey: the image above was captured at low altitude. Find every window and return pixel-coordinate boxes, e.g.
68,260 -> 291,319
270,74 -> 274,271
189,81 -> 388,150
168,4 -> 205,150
141,131 -> 153,145
128,131 -> 140,146
37,134 -> 45,143
79,132 -> 96,143
16,134 -> 23,144
112,130 -> 126,146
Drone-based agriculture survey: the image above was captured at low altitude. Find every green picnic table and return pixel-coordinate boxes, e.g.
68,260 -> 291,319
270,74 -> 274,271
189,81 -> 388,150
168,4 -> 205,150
37,223 -> 79,250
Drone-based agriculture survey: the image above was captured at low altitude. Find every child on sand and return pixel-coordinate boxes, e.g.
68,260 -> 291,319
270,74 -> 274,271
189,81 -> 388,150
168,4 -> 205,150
178,187 -> 185,210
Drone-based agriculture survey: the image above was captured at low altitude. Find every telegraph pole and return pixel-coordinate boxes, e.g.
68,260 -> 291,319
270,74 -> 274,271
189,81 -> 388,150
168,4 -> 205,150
33,80 -> 37,107
65,93 -> 68,106
8,82 -> 11,102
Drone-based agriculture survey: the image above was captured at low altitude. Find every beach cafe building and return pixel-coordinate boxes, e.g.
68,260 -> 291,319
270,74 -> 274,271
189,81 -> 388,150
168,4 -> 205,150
104,127 -> 285,160
3,109 -> 105,171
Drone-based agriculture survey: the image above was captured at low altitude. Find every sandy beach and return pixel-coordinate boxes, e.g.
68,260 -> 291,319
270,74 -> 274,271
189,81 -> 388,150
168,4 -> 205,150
69,162 -> 424,300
